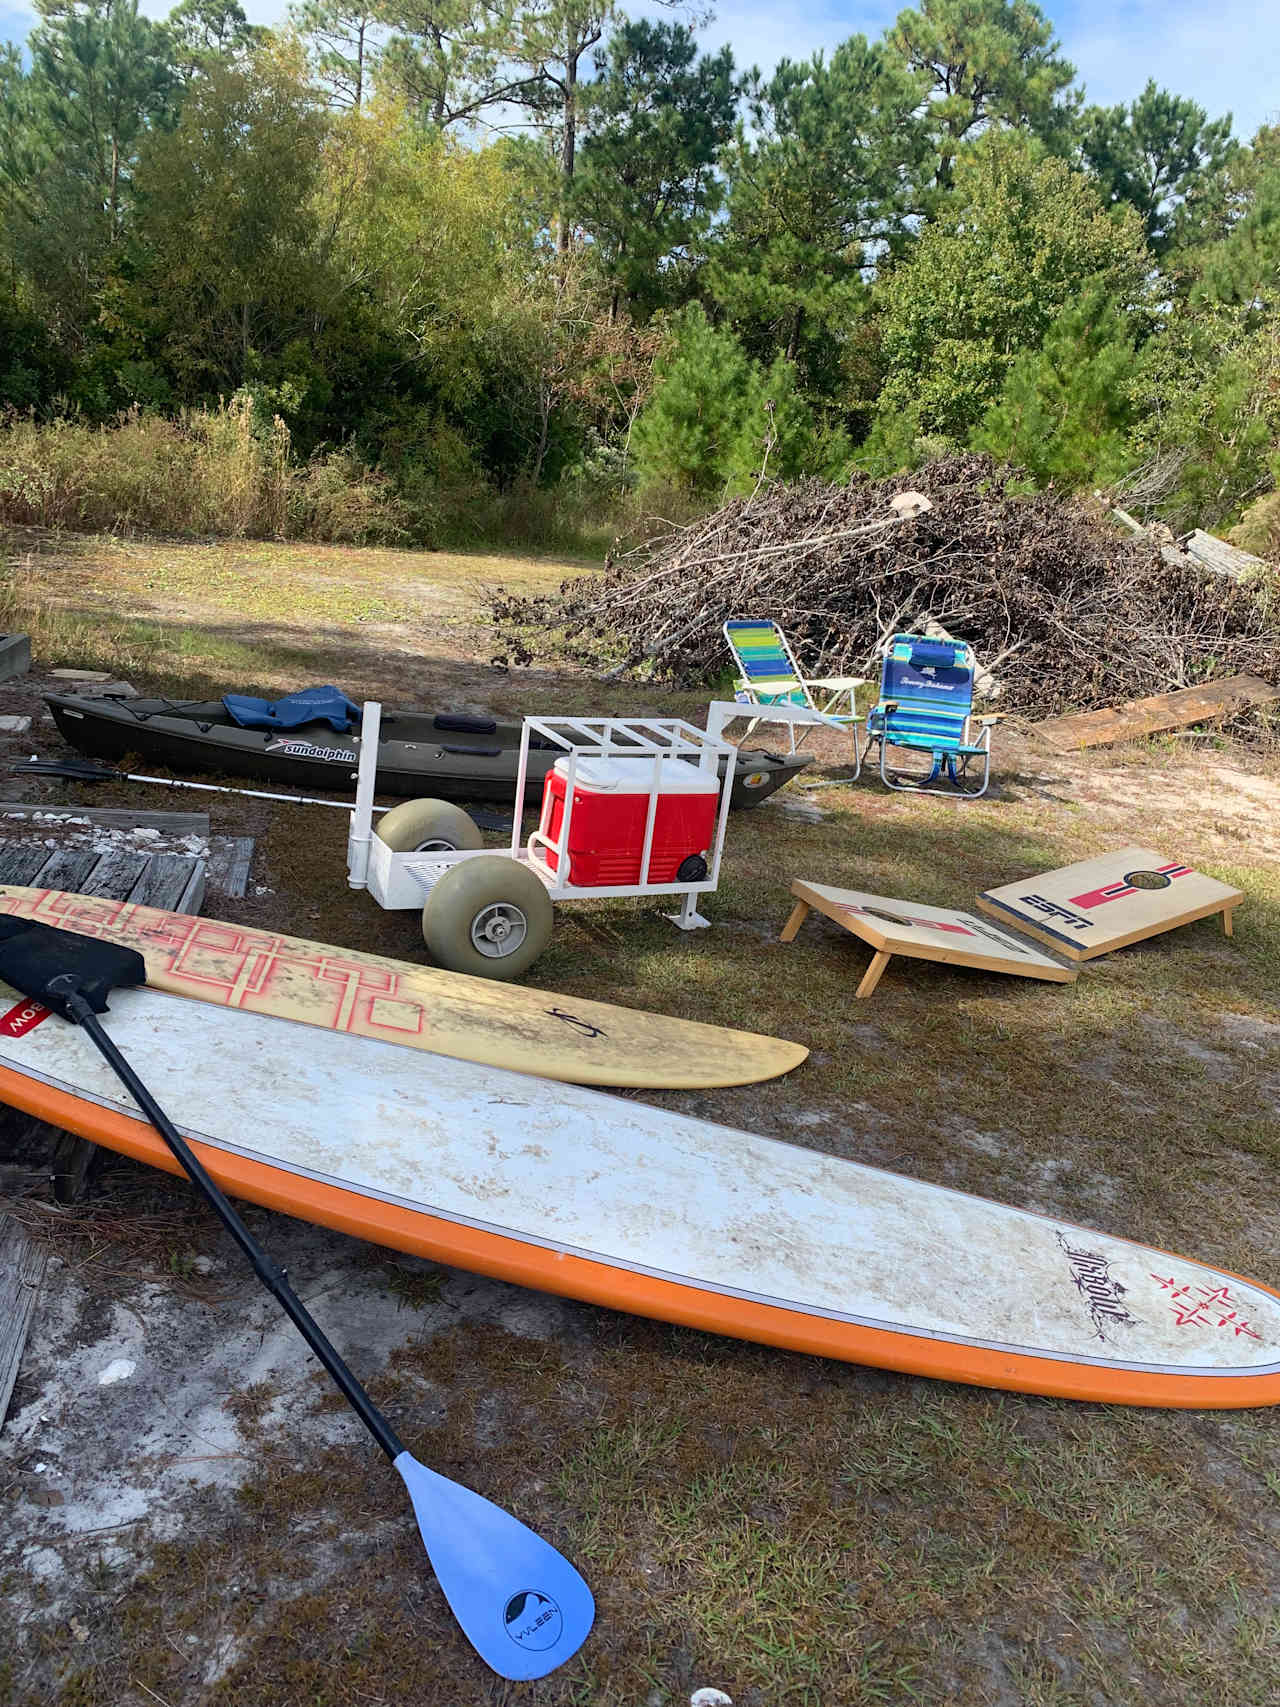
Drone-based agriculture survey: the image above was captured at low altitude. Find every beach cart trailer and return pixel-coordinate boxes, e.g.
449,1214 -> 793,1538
347,704 -> 738,978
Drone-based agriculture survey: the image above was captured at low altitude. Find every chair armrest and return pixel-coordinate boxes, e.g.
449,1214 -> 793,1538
976,713 -> 1004,726
806,675 -> 868,691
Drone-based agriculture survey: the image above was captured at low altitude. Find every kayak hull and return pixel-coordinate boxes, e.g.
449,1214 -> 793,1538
46,694 -> 813,809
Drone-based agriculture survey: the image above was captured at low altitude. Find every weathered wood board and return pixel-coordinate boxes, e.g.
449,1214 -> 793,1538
206,835 -> 254,899
0,1213 -> 47,1429
0,804 -> 210,836
0,832 -> 207,1199
1182,530 -> 1267,582
1034,674 -> 1278,751
780,879 -> 1077,998
977,847 -> 1242,962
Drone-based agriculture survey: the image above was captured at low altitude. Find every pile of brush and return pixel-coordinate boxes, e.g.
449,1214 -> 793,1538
489,456 -> 1277,717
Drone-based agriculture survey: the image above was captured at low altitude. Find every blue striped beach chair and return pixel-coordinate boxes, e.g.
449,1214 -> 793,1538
859,634 -> 1001,797
723,619 -> 865,761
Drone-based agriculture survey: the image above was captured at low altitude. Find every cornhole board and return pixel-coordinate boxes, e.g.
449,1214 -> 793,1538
976,848 -> 1243,963
780,880 -> 1077,999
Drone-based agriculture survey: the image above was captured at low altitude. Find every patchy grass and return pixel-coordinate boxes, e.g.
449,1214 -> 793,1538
3,522 -> 1280,1705
0,525 -> 602,707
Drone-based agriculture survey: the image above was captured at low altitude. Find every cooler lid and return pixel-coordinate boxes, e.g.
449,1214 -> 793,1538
552,754 -> 719,794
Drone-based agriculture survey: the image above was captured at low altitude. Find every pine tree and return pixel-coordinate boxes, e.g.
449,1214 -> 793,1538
970,294 -> 1139,488
631,305 -> 755,494
631,305 -> 823,496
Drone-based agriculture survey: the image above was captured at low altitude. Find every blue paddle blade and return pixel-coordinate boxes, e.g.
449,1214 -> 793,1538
393,1451 -> 594,1681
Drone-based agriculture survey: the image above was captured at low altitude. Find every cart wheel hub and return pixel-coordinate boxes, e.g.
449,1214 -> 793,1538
470,902 -> 528,957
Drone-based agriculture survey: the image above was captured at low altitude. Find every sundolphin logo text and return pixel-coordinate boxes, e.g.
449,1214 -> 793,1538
504,1589 -> 564,1652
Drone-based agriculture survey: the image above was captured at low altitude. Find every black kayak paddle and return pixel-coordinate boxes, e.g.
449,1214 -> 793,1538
0,917 -> 593,1681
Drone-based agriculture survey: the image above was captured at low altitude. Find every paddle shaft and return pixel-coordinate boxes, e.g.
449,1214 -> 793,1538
17,759 -> 387,814
55,980 -> 404,1463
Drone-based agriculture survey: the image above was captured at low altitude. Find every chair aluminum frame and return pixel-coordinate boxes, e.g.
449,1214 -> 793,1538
857,636 -> 1001,799
722,619 -> 865,755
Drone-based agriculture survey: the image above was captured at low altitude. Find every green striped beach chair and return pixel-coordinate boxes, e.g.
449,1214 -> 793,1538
723,619 -> 865,758
859,634 -> 1002,797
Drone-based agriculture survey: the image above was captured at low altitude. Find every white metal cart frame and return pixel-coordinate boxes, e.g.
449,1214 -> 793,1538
347,703 -> 739,934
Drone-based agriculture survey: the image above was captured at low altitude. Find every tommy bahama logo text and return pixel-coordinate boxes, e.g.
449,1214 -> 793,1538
1057,1233 -> 1138,1341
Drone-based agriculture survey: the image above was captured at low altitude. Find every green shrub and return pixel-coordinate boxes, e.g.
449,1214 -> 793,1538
0,397 -> 406,541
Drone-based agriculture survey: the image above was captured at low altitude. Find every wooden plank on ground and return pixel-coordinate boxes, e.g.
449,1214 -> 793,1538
207,835 -> 254,899
0,803 -> 209,836
0,1213 -> 47,1428
129,852 -> 204,912
1034,674 -> 1278,752
780,878 -> 1077,998
977,846 -> 1243,963
78,848 -> 150,898
0,845 -> 51,885
29,848 -> 102,892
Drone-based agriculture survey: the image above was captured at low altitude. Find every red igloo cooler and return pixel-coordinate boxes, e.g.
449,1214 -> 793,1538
535,753 -> 720,887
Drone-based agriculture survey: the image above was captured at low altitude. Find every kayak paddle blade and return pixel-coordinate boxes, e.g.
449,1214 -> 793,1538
13,757 -> 121,780
0,918 -> 146,1017
393,1451 -> 594,1681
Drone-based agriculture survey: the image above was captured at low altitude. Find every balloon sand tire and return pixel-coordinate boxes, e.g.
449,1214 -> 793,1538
422,856 -> 554,978
375,798 -> 483,853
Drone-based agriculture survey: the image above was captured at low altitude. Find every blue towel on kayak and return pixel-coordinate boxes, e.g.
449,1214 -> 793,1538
222,686 -> 362,732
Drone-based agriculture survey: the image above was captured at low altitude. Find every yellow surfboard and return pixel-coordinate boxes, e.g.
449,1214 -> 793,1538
0,886 -> 807,1089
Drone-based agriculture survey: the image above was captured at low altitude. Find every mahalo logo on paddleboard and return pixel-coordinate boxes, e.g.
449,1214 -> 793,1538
504,1589 -> 563,1653
0,997 -> 51,1038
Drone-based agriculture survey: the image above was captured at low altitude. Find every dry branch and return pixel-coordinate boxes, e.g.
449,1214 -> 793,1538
490,456 -> 1278,719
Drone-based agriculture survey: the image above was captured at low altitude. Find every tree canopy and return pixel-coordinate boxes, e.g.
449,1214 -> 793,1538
0,0 -> 1275,548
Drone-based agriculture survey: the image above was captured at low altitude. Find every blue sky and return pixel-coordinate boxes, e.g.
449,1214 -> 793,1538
3,0 -> 1277,143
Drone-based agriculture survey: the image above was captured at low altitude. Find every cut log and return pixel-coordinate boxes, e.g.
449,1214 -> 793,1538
1034,674 -> 1279,751
1180,530 -> 1268,583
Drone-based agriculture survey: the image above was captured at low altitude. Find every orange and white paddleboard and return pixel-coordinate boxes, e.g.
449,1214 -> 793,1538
1,978 -> 1277,1409
0,886 -> 807,1090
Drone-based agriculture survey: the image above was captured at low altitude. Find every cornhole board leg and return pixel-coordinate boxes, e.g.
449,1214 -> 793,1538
855,951 -> 892,1000
779,899 -> 810,942
1222,905 -> 1235,938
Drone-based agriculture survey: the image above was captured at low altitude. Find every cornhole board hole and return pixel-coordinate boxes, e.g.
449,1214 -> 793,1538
780,879 -> 1078,999
976,847 -> 1242,962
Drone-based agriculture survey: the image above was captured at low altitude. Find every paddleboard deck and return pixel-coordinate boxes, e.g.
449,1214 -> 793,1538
1,981 -> 1277,1409
0,887 -> 806,1090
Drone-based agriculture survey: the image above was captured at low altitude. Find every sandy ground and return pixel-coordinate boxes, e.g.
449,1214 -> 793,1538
2,641 -> 1279,1706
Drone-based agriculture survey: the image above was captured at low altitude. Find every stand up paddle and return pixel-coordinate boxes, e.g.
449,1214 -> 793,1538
13,755 -> 381,813
11,758 -> 514,830
0,917 -> 593,1681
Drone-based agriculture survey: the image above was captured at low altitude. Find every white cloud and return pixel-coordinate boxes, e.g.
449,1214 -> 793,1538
1061,0 -> 1279,140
